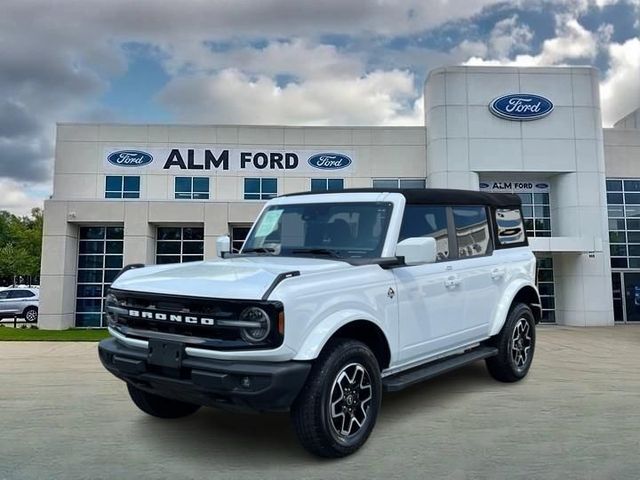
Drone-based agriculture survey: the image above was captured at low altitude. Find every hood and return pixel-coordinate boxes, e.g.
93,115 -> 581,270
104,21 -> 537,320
111,256 -> 350,300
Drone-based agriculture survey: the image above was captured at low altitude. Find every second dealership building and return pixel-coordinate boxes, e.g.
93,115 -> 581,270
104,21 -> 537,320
39,65 -> 640,329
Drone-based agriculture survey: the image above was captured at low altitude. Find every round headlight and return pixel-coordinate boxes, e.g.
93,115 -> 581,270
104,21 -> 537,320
240,307 -> 271,343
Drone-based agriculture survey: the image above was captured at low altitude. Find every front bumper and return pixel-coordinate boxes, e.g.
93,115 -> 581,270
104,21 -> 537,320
98,337 -> 311,412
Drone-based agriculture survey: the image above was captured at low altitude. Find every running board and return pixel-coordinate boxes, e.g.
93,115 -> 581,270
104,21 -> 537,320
382,346 -> 498,392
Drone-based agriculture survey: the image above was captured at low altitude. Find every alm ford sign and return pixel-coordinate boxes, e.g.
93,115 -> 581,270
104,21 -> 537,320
307,153 -> 352,170
107,150 -> 154,167
489,94 -> 553,121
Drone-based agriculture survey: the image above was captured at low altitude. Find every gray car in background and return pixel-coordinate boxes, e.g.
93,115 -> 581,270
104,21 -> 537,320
0,288 -> 39,323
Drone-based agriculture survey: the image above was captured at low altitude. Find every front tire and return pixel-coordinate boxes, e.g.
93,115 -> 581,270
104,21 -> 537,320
23,307 -> 38,323
486,303 -> 536,383
127,384 -> 201,419
291,339 -> 382,458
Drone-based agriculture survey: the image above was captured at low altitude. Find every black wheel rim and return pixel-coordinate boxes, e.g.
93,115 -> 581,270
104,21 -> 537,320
328,363 -> 373,438
510,318 -> 532,371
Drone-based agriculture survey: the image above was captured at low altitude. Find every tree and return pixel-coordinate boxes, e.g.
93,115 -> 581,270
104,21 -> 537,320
0,208 -> 43,283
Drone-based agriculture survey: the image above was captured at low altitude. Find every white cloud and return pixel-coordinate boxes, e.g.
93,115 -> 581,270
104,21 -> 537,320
158,68 -> 422,126
600,37 -> 640,126
0,179 -> 45,216
488,15 -> 534,58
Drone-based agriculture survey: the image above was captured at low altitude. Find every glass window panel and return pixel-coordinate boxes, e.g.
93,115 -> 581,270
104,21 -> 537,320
516,193 -> 532,204
541,297 -> 555,309
533,193 -> 549,204
452,207 -> 490,258
175,193 -> 192,200
78,269 -> 103,283
537,257 -> 553,269
534,205 -> 550,217
607,193 -> 624,204
80,227 -> 105,240
625,193 -> 640,204
77,284 -> 103,298
625,206 -> 640,218
399,205 -> 449,260
244,178 -> 260,194
538,283 -> 555,296
624,180 -> 640,192
182,255 -> 204,263
609,231 -> 626,243
606,179 -> 623,191
628,232 -> 640,243
540,311 -> 555,323
105,176 -> 122,192
535,219 -> 551,230
262,193 -> 277,200
79,241 -> 104,254
628,258 -> 640,268
157,227 -> 181,240
76,298 -> 102,312
609,218 -> 626,230
183,242 -> 204,255
103,270 -> 120,283
327,179 -> 344,190
538,269 -> 554,282
175,177 -> 192,193
156,241 -> 181,254
534,231 -> 551,237
262,178 -> 277,194
311,179 -> 326,192
123,192 -> 139,199
628,245 -> 640,256
245,193 -> 260,200
75,313 -> 102,327
183,227 -> 204,241
610,244 -> 627,256
156,255 -> 180,264
627,219 -> 640,230
524,219 -> 534,231
611,257 -> 628,268
78,255 -> 103,269
123,176 -> 140,192
106,227 -> 124,239
105,241 -> 123,254
608,206 -> 625,217
399,179 -> 425,189
105,191 -> 122,199
373,179 -> 399,189
521,205 -> 533,218
104,255 -> 123,269
193,192 -> 209,200
193,177 -> 209,193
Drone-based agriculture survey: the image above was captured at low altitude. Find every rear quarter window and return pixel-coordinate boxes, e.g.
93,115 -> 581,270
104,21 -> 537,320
495,208 -> 526,246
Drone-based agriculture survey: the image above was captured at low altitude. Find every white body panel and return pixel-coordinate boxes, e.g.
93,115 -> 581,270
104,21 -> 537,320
109,192 -> 538,372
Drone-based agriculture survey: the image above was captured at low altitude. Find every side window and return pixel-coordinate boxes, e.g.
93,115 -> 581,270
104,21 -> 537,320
0,291 -> 9,299
496,208 -> 526,245
452,207 -> 491,258
8,290 -> 34,299
399,205 -> 449,261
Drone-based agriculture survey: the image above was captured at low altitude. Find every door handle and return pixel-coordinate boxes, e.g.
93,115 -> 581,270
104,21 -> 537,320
491,268 -> 506,280
445,276 -> 461,288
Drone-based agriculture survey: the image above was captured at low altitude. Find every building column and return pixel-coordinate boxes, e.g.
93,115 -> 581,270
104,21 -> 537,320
204,203 -> 231,259
123,203 -> 154,265
39,201 -> 78,330
550,172 -> 614,326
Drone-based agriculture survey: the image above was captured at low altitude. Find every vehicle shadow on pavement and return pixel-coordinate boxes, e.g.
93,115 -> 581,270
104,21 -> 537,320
133,362 -> 498,463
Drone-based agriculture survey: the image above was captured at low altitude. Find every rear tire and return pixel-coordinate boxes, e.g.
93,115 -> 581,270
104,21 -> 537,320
23,307 -> 38,323
486,303 -> 536,382
127,384 -> 200,419
291,339 -> 382,458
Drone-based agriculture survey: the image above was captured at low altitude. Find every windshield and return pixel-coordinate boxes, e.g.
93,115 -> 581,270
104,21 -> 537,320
242,202 -> 393,259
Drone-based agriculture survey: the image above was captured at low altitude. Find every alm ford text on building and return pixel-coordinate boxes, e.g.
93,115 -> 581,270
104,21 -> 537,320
39,65 -> 640,329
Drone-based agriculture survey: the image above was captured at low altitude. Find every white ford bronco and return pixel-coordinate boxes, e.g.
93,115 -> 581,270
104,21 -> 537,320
99,188 -> 540,457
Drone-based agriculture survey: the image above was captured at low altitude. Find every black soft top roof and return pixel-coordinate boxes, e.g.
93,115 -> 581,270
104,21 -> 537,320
281,188 -> 521,208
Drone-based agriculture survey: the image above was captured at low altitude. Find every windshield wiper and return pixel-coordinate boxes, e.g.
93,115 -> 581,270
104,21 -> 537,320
290,248 -> 342,258
242,247 -> 277,254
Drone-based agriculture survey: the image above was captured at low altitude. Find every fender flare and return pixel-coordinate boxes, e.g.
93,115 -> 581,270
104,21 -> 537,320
489,281 -> 541,336
292,309 -> 392,363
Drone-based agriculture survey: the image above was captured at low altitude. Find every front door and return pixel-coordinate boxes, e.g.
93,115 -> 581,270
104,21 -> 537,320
623,272 -> 640,322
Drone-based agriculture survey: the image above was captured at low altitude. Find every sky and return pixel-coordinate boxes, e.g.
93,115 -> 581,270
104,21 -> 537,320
0,0 -> 638,215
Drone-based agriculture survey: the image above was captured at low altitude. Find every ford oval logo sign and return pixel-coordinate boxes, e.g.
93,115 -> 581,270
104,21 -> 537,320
107,150 -> 153,167
307,153 -> 352,170
489,94 -> 553,121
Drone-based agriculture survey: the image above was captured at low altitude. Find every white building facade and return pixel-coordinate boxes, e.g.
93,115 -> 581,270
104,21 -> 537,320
39,65 -> 640,329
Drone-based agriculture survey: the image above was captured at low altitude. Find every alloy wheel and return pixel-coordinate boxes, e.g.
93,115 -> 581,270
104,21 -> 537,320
329,363 -> 373,438
510,318 -> 532,371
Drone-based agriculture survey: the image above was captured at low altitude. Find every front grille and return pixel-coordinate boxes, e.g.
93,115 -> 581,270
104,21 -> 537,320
107,288 -> 283,350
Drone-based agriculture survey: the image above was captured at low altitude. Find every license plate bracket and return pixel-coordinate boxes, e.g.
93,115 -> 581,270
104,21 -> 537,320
147,339 -> 184,369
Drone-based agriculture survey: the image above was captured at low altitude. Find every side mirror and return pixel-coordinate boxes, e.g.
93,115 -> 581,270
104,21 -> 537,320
216,235 -> 231,258
396,237 -> 437,265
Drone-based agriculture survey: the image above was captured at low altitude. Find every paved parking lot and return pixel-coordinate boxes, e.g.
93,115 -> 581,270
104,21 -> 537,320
1,326 -> 639,480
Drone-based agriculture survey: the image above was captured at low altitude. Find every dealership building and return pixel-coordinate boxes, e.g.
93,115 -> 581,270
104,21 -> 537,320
39,65 -> 640,329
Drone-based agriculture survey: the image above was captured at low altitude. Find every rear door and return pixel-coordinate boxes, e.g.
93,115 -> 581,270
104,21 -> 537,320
0,290 -> 12,313
450,206 -> 501,344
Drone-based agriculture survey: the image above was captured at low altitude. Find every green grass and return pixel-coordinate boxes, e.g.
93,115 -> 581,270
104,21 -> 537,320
0,327 -> 110,341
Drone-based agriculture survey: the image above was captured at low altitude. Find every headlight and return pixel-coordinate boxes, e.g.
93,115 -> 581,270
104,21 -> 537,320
239,307 -> 271,343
